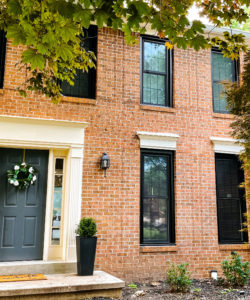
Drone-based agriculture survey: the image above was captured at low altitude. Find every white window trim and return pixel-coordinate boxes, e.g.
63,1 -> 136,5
137,131 -> 179,150
210,137 -> 244,154
0,115 -> 88,262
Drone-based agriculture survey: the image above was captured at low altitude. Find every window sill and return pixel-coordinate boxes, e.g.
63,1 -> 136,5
219,244 -> 250,251
140,245 -> 177,253
61,96 -> 97,105
213,112 -> 234,120
0,89 -> 3,95
140,104 -> 176,114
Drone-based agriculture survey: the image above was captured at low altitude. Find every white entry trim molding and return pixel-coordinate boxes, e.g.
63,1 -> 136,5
137,131 -> 180,150
0,115 -> 88,262
210,137 -> 244,154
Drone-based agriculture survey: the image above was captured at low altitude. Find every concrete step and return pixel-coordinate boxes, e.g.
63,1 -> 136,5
0,261 -> 76,275
0,271 -> 125,299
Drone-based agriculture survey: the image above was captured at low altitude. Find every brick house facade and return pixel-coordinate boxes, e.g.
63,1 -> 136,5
0,27 -> 249,281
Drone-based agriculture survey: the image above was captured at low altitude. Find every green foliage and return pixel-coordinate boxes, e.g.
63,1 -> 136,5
221,252 -> 249,287
76,217 -> 97,238
226,52 -> 250,226
166,262 -> 192,292
128,283 -> 138,289
0,0 -> 249,101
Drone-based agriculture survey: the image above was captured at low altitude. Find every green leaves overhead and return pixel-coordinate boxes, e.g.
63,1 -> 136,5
0,0 -> 249,102
22,49 -> 45,70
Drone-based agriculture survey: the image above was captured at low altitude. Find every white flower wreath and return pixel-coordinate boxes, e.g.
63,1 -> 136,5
7,162 -> 38,190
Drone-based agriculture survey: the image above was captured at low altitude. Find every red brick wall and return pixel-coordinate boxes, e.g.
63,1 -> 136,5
0,27 -> 249,281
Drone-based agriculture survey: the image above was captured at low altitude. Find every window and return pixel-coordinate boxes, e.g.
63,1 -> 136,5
141,149 -> 175,245
61,25 -> 97,99
211,49 -> 238,113
141,36 -> 173,107
51,158 -> 65,245
215,154 -> 248,244
0,30 -> 7,89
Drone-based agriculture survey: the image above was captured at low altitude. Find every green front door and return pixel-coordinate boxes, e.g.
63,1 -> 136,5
0,148 -> 48,261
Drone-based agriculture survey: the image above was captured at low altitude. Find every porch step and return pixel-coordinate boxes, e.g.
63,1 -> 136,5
0,261 -> 76,275
0,271 -> 125,299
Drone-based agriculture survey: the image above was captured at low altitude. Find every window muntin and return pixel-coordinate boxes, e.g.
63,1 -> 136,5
215,154 -> 248,244
0,30 -> 7,89
141,37 -> 172,107
141,150 -> 174,245
61,25 -> 97,99
212,49 -> 238,114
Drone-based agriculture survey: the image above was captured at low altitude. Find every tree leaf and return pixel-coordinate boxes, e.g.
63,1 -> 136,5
7,0 -> 22,16
22,49 -> 45,70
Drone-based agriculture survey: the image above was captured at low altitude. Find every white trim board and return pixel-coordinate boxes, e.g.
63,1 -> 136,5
210,137 -> 244,154
137,131 -> 180,150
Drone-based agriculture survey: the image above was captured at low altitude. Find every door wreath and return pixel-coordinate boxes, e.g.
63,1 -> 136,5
7,150 -> 38,190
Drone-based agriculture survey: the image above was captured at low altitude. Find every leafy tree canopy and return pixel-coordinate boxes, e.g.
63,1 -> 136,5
226,52 -> 250,233
0,0 -> 249,102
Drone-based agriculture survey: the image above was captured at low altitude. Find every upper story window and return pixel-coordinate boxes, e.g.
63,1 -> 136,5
211,49 -> 238,114
0,30 -> 7,89
61,25 -> 97,99
141,36 -> 173,107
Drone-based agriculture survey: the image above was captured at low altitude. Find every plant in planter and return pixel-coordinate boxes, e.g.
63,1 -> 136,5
75,217 -> 97,276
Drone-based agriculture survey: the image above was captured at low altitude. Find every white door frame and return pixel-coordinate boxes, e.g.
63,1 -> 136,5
0,115 -> 88,261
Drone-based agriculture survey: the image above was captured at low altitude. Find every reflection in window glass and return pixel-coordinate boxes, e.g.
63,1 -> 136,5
141,151 -> 174,245
212,50 -> 237,113
142,37 -> 172,107
51,158 -> 64,245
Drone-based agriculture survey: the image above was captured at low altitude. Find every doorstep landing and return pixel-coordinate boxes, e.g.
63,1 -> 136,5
0,271 -> 125,299
0,261 -> 76,275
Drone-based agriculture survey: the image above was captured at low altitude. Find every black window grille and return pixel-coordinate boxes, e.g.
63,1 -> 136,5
215,154 -> 248,244
211,49 -> 238,114
61,25 -> 97,99
141,36 -> 173,107
0,30 -> 7,89
140,149 -> 175,245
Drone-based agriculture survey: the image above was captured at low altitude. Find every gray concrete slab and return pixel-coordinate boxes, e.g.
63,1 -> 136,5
0,261 -> 76,275
0,271 -> 125,299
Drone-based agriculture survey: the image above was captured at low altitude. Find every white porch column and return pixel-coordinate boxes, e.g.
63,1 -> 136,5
65,147 -> 84,261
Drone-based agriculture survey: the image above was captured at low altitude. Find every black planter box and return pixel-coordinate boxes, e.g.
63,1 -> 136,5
76,236 -> 97,276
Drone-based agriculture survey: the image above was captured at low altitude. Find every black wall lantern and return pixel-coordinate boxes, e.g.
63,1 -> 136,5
100,152 -> 110,177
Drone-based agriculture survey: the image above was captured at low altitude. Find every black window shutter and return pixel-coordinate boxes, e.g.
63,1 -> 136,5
215,154 -> 248,244
0,30 -> 7,89
61,25 -> 97,99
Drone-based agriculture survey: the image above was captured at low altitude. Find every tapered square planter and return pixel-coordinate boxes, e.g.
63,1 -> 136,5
76,236 -> 97,276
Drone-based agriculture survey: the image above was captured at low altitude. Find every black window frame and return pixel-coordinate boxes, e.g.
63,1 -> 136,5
140,149 -> 175,245
215,153 -> 248,244
0,30 -> 7,89
140,35 -> 173,107
211,48 -> 239,114
61,25 -> 97,99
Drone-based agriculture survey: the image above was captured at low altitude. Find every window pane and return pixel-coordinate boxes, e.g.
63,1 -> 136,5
213,82 -> 227,113
144,155 -> 168,197
144,41 -> 166,73
215,155 -> 247,243
141,152 -> 173,244
143,197 -> 168,242
61,26 -> 97,99
212,51 -> 235,113
51,158 -> 64,245
143,74 -> 165,105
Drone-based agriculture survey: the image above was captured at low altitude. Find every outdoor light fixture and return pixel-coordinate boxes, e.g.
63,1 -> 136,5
210,270 -> 218,280
100,152 -> 110,177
